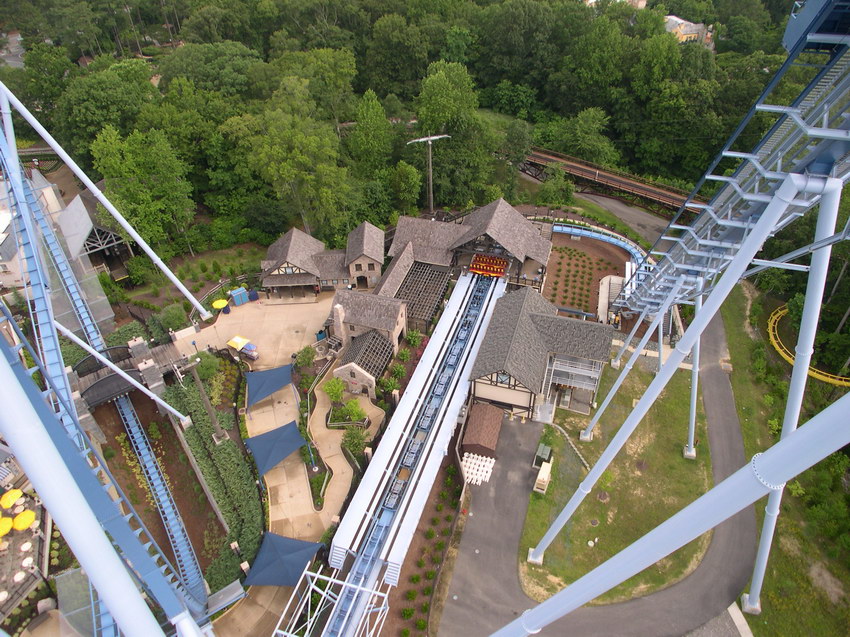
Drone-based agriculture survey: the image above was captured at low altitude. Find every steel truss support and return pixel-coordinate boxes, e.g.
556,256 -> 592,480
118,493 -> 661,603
0,337 -> 167,637
742,176 -> 843,613
580,279 -> 684,442
0,82 -> 212,321
498,390 -> 850,636
530,173 -> 823,563
613,307 -> 648,366
684,278 -> 704,460
274,566 -> 390,637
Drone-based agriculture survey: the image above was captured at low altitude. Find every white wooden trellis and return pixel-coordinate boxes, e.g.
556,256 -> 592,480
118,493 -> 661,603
462,453 -> 495,485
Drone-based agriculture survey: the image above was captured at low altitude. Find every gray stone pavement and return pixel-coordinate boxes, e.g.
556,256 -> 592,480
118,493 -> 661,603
439,313 -> 756,636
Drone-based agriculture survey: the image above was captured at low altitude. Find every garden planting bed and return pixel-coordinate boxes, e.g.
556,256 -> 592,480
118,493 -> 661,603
542,233 -> 629,317
93,390 -> 226,573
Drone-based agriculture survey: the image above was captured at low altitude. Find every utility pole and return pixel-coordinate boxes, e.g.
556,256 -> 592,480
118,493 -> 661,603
407,134 -> 450,215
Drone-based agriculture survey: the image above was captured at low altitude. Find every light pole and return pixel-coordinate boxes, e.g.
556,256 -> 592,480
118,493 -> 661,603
407,134 -> 450,215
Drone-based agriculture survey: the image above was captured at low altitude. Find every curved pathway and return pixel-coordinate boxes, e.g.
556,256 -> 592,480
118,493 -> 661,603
441,202 -> 756,635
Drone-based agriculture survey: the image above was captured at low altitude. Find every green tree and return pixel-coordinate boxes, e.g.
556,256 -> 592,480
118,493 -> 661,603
361,14 -> 429,99
786,292 -> 806,331
534,108 -> 620,167
274,48 -> 357,132
195,350 -> 220,381
324,377 -> 345,404
389,161 -> 422,213
91,126 -> 195,259
21,44 -> 77,126
54,59 -> 158,166
346,90 -> 393,177
406,329 -> 423,348
536,164 -> 574,209
157,41 -> 262,98
343,398 -> 366,422
222,78 -> 352,242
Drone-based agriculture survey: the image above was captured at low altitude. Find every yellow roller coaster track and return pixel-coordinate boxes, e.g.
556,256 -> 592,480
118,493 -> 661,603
767,306 -> 850,387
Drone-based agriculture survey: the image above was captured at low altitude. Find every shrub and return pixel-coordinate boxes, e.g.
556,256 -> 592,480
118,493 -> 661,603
424,528 -> 435,539
420,602 -> 430,614
423,585 -> 432,596
295,346 -> 316,369
409,574 -> 421,584
415,619 -> 427,630
416,558 -> 426,568
148,422 -> 162,440
400,630 -> 410,637
390,363 -> 406,380
397,348 -> 411,363
424,570 -> 436,580
324,377 -> 345,403
401,608 -> 415,620
199,262 -> 208,273
434,540 -> 445,551
406,590 -> 417,601
342,426 -> 368,457
212,260 -> 222,274
344,398 -> 367,422
405,329 -> 423,348
126,255 -> 159,286
103,446 -> 116,461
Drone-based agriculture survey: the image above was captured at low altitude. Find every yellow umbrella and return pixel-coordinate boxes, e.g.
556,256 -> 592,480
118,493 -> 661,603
12,510 -> 35,531
0,517 -> 12,537
212,299 -> 228,310
0,489 -> 22,509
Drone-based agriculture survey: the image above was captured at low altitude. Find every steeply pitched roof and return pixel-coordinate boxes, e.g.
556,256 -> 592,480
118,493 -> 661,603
313,249 -> 348,281
470,287 -> 613,391
331,289 -> 405,332
387,216 -> 456,266
452,199 -> 551,265
338,329 -> 394,379
374,242 -> 415,298
346,221 -> 385,266
261,227 -> 326,277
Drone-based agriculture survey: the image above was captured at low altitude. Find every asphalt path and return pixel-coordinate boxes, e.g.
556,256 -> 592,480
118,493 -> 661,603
440,197 -> 756,636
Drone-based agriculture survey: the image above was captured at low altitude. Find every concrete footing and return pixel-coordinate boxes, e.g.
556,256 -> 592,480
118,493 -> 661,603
740,593 -> 762,615
683,445 -> 697,460
527,547 -> 544,565
579,429 -> 594,442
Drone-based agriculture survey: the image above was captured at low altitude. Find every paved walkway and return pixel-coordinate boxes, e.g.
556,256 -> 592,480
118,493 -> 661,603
169,296 -> 373,635
308,375 -> 384,528
440,314 -> 756,635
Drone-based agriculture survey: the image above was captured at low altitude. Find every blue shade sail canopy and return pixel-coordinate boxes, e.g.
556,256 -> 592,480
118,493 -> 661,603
245,365 -> 292,407
245,421 -> 306,475
243,533 -> 322,587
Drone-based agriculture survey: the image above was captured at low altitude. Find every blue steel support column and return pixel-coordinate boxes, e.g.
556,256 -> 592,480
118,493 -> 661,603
499,391 -> 850,636
742,176 -> 843,614
684,279 -> 704,459
530,173 -> 813,564
0,345 -> 166,637
579,280 -> 684,442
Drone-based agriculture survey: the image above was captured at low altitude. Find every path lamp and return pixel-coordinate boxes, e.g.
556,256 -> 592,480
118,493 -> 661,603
407,134 -> 450,215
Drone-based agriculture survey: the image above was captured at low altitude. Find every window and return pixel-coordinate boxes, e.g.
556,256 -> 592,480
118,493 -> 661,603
343,279 -> 349,284
355,263 -> 362,271
496,372 -> 510,385
284,266 -> 294,274
349,325 -> 355,331
350,371 -> 356,378
332,279 -> 338,285
0,264 -> 9,273
367,263 -> 375,271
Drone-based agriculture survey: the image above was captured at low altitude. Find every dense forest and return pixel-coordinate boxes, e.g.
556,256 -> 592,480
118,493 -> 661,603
2,0 -> 848,378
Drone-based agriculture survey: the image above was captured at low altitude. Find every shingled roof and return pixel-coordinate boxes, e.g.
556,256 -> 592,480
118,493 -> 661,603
387,217 -> 456,266
470,287 -> 613,392
261,228 -> 325,277
331,289 -> 406,332
346,221 -> 385,266
338,329 -> 394,379
453,199 -> 551,265
313,250 -> 348,281
374,241 -> 415,298
463,402 -> 503,455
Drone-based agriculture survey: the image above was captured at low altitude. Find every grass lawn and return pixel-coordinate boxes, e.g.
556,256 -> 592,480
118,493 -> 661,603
720,284 -> 850,636
520,361 -> 712,603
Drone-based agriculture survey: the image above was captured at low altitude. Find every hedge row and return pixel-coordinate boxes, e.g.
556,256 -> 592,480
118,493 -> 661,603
163,383 -> 263,592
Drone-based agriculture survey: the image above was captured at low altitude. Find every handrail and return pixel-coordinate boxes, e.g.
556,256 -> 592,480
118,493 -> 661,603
767,305 -> 850,387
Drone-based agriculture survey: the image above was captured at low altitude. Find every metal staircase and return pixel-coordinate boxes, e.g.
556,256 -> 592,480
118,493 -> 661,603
114,396 -> 206,602
21,174 -> 207,604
